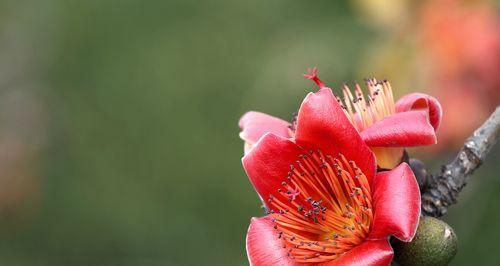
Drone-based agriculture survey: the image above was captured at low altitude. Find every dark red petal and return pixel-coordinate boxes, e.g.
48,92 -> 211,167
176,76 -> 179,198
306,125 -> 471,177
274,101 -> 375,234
294,88 -> 376,181
395,93 -> 442,131
320,239 -> 394,266
246,217 -> 298,266
239,111 -> 292,145
369,163 -> 421,242
360,111 -> 437,147
242,133 -> 303,210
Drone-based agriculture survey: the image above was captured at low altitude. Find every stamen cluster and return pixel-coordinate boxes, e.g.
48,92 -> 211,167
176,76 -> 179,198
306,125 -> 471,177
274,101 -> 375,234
267,150 -> 372,263
338,79 -> 396,132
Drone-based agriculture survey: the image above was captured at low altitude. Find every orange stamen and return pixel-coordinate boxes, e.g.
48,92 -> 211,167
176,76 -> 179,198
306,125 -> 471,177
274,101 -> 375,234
340,78 -> 396,132
267,150 -> 373,263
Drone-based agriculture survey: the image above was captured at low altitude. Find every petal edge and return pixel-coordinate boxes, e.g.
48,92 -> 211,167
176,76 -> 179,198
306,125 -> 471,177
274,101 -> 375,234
246,217 -> 297,266
395,93 -> 442,131
242,133 -> 304,211
369,163 -> 421,242
320,239 -> 393,266
361,111 -> 437,147
239,111 -> 292,154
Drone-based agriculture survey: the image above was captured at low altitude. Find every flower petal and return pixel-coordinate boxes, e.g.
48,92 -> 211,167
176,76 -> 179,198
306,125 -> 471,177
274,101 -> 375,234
239,111 -> 292,154
320,239 -> 394,266
246,216 -> 297,266
370,147 -> 404,170
360,111 -> 437,147
369,163 -> 421,242
294,88 -> 376,181
395,93 -> 442,131
242,133 -> 303,210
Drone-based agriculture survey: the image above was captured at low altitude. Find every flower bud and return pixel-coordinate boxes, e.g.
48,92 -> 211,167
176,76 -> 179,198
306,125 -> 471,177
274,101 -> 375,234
393,216 -> 457,266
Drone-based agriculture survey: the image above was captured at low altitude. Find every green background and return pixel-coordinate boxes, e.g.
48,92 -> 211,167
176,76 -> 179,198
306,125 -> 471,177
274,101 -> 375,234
0,1 -> 498,265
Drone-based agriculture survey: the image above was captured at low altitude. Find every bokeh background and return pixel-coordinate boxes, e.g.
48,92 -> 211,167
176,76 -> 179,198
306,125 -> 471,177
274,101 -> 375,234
0,0 -> 498,265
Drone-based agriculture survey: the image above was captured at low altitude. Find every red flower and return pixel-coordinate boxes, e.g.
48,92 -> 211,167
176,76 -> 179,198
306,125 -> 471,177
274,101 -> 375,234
242,87 -> 420,265
239,68 -> 442,169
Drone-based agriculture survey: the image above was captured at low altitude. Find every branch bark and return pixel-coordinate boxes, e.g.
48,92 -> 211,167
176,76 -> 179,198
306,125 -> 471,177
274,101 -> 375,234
421,106 -> 500,217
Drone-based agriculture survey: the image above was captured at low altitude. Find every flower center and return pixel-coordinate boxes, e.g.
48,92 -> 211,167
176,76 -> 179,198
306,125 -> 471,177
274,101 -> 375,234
339,79 -> 396,132
266,150 -> 373,263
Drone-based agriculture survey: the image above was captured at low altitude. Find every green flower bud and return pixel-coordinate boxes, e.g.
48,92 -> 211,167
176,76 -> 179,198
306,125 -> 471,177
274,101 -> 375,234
393,216 -> 458,266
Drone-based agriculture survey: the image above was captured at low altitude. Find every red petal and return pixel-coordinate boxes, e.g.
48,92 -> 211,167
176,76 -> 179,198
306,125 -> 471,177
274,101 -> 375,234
369,163 -> 421,242
239,111 -> 292,152
395,93 -> 442,131
246,217 -> 297,266
320,239 -> 394,266
242,133 -> 303,210
294,88 -> 376,181
360,111 -> 437,147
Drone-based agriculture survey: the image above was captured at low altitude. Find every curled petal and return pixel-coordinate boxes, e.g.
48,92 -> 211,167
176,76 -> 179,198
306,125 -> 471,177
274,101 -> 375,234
242,133 -> 303,210
361,111 -> 437,147
320,239 -> 394,266
246,217 -> 297,266
395,93 -> 442,131
369,163 -> 421,242
239,111 -> 292,153
294,88 -> 376,181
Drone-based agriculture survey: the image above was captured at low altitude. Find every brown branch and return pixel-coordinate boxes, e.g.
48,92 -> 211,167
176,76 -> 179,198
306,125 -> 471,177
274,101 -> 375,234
421,106 -> 500,217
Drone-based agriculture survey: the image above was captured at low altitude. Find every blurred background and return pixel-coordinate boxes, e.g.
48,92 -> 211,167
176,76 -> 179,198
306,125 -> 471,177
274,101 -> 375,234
0,0 -> 498,265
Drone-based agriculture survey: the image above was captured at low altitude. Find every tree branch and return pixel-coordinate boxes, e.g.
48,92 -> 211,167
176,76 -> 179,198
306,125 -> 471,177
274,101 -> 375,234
422,106 -> 500,217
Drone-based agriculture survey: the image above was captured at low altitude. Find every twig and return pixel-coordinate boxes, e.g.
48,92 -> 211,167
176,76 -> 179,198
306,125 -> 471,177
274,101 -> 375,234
421,106 -> 500,217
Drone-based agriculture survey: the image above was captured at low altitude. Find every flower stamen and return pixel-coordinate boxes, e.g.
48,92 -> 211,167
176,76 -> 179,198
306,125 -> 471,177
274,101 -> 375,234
340,78 -> 396,132
267,150 -> 373,263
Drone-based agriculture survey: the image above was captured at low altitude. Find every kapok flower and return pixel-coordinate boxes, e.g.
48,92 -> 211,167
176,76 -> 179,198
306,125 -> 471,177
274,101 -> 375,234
242,87 -> 420,265
239,68 -> 442,169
